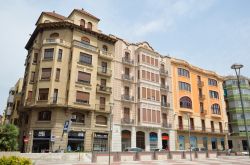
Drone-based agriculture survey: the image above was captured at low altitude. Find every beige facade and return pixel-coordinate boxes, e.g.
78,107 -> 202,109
112,39 -> 174,152
19,9 -> 116,153
171,58 -> 228,151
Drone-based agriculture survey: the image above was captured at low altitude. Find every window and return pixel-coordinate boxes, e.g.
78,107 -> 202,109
200,102 -> 204,113
41,68 -> 51,80
211,104 -> 220,114
178,81 -> 191,91
38,88 -> 49,101
76,91 -> 89,104
209,90 -> 219,99
38,111 -> 51,121
71,112 -> 85,123
44,48 -> 54,60
124,86 -> 129,95
180,96 -> 192,109
219,122 -> 223,133
96,115 -> 107,125
125,67 -> 130,75
178,68 -> 190,78
103,45 -> 108,52
190,118 -> 194,130
56,68 -> 60,81
211,121 -> 215,132
208,78 -> 217,86
201,119 -> 205,131
58,49 -> 62,61
27,91 -> 32,101
53,89 -> 58,103
80,19 -> 85,27
33,53 -> 38,63
81,36 -> 90,43
78,71 -> 91,84
30,72 -> 35,83
50,33 -> 59,38
79,52 -> 92,65
124,108 -> 130,119
87,22 -> 92,30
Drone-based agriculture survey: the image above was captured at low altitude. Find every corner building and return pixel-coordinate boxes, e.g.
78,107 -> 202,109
112,39 -> 175,152
19,9 -> 116,152
171,58 -> 228,151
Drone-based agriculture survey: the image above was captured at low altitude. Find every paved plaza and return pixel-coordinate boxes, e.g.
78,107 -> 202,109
34,156 -> 250,165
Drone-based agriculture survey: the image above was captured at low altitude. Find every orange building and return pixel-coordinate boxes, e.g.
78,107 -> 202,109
171,58 -> 228,151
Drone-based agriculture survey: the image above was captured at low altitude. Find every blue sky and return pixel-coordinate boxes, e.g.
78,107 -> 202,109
0,0 -> 250,114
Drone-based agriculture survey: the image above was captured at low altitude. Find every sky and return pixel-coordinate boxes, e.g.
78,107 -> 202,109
0,0 -> 250,114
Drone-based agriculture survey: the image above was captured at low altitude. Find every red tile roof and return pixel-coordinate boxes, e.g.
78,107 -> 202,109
74,9 -> 100,21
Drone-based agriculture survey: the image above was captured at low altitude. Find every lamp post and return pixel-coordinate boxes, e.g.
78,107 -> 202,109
108,103 -> 114,165
231,63 -> 250,156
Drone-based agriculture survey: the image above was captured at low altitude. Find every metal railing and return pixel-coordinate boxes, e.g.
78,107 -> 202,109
160,68 -> 168,75
161,102 -> 170,107
122,74 -> 134,81
177,125 -> 226,134
162,123 -> 172,128
97,67 -> 112,76
99,50 -> 113,58
73,40 -> 98,52
160,85 -> 169,90
122,57 -> 134,65
96,85 -> 112,93
121,95 -> 134,102
121,118 -> 134,124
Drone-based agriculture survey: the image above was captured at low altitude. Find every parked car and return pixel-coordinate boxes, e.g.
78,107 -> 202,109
124,147 -> 143,152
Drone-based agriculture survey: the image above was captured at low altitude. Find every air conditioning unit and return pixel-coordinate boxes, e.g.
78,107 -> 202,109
71,115 -> 77,120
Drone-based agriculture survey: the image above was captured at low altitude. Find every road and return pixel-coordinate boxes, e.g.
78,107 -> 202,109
34,156 -> 250,165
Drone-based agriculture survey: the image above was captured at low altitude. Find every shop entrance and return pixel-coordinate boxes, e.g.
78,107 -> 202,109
121,130 -> 131,151
67,131 -> 84,152
32,130 -> 51,153
149,132 -> 158,151
93,133 -> 108,152
136,131 -> 145,149
162,133 -> 169,150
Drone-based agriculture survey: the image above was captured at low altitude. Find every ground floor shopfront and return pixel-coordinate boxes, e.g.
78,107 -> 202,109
111,124 -> 176,152
176,131 -> 228,151
19,108 -> 110,153
228,136 -> 249,151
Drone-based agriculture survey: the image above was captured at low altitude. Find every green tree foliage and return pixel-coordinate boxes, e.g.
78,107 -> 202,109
0,156 -> 32,165
0,124 -> 19,151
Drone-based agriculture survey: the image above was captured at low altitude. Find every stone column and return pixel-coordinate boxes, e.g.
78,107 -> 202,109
131,126 -> 136,148
145,131 -> 150,151
157,129 -> 162,149
169,130 -> 176,151
111,124 -> 121,152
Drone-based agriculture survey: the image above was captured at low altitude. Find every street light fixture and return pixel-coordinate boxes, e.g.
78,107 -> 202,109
231,63 -> 250,156
108,103 -> 114,165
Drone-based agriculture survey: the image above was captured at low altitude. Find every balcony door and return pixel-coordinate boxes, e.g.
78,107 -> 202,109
178,116 -> 183,129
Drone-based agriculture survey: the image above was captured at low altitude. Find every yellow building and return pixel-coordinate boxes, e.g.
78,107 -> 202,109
19,9 -> 116,153
171,58 -> 228,151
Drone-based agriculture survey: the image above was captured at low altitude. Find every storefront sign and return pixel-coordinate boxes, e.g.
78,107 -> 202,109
38,131 -> 45,137
50,135 -> 55,142
33,130 -> 51,139
68,131 -> 85,139
63,120 -> 72,132
162,136 -> 169,140
94,133 -> 108,139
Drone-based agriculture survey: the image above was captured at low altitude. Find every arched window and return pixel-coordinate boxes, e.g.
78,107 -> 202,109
87,22 -> 92,30
96,115 -> 107,125
211,104 -> 220,115
38,111 -> 51,121
180,96 -> 192,109
80,19 -> 85,27
102,45 -> 108,52
71,112 -> 85,123
81,36 -> 90,44
50,32 -> 59,38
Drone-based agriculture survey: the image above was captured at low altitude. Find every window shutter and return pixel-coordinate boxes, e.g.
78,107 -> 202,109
156,90 -> 160,101
152,110 -> 156,122
155,59 -> 158,67
142,54 -> 145,62
143,108 -> 147,121
142,70 -> 145,79
151,73 -> 155,82
157,111 -> 160,123
147,71 -> 150,80
147,88 -> 151,99
147,109 -> 151,122
142,87 -> 146,99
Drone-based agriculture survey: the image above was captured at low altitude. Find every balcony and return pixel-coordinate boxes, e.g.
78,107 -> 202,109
97,67 -> 112,77
122,57 -> 134,65
160,84 -> 169,91
73,40 -> 98,52
121,94 -> 134,102
162,122 -> 172,128
43,38 -> 71,47
7,95 -> 14,103
98,50 -> 113,60
122,74 -> 134,81
199,95 -> 206,100
96,84 -> 112,95
198,81 -> 204,87
160,68 -> 168,76
179,107 -> 193,113
211,113 -> 221,118
25,97 -> 67,107
95,104 -> 110,113
121,118 -> 134,125
177,125 -> 227,134
200,109 -> 207,115
161,102 -> 170,108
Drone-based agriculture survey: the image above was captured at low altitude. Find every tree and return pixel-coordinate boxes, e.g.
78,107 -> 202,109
0,124 -> 19,151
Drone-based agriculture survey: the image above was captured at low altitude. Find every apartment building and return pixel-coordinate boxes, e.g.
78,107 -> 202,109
224,76 -> 250,151
171,58 -> 228,151
4,87 -> 15,124
112,39 -> 174,152
19,9 -> 116,153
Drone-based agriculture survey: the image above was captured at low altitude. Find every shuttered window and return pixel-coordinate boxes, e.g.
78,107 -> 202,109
41,68 -> 51,80
56,68 -> 60,80
147,71 -> 150,80
151,57 -> 154,65
157,111 -> 160,123
152,89 -> 156,100
142,87 -> 146,99
76,91 -> 89,104
142,70 -> 145,79
142,54 -> 145,62
152,110 -> 156,122
146,56 -> 150,64
147,88 -> 151,99
44,48 -> 54,60
78,71 -> 91,84
155,59 -> 158,67
38,88 -> 49,100
96,115 -> 107,125
156,90 -> 160,101
151,73 -> 155,82
147,109 -> 151,122
143,108 -> 147,121
155,74 -> 159,83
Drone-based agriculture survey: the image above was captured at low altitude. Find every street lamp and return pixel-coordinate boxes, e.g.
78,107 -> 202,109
231,63 -> 250,156
108,103 -> 114,165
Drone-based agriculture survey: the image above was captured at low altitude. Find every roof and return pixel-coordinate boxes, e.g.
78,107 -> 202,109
70,9 -> 100,21
35,11 -> 66,25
